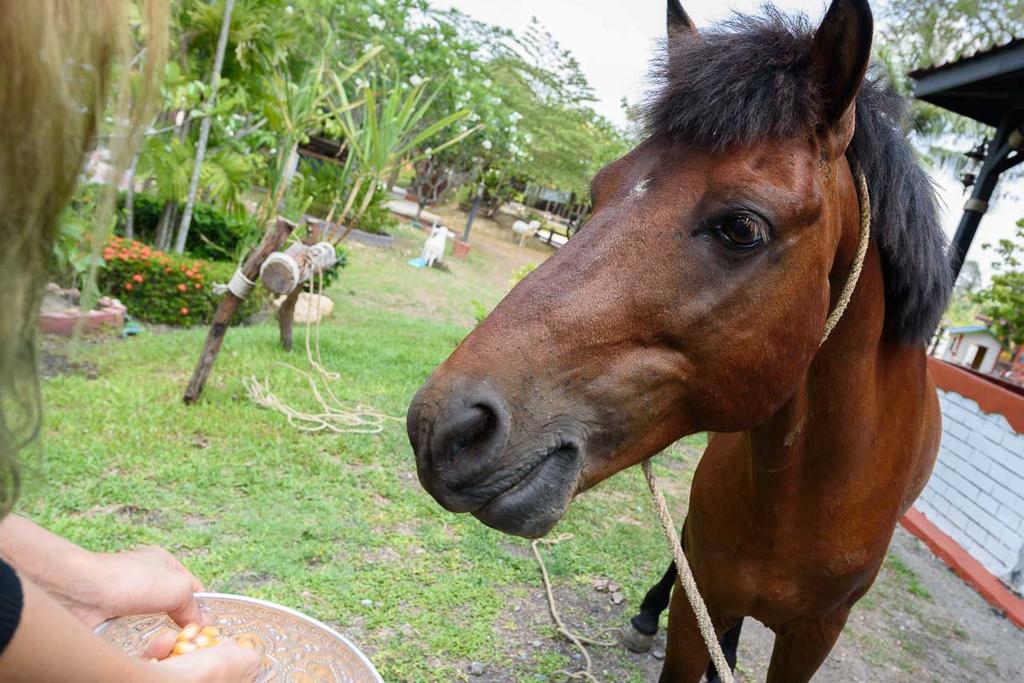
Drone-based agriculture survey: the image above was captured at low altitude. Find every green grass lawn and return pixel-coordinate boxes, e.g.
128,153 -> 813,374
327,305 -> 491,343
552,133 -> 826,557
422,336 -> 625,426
27,221 -> 701,681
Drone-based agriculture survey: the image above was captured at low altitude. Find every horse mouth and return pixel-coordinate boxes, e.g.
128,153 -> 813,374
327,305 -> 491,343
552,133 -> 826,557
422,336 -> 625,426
470,440 -> 585,538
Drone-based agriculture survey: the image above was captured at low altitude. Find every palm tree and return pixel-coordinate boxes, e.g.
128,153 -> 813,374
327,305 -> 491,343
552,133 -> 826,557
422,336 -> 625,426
174,0 -> 235,253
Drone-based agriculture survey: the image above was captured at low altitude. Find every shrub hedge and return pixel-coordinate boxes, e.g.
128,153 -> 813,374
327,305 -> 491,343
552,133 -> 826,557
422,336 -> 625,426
99,237 -> 268,326
119,193 -> 253,260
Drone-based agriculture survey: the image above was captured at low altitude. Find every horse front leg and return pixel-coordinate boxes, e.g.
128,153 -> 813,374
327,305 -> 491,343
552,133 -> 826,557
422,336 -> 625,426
705,619 -> 743,683
765,608 -> 850,683
659,585 -> 733,683
622,559 -> 677,652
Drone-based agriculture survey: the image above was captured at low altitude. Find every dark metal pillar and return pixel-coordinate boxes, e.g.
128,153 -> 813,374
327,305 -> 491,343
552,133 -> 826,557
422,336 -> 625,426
949,112 -> 1023,279
463,181 -> 484,243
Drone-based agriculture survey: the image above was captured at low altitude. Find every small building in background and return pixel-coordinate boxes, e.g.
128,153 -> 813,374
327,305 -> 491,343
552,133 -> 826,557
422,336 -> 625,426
942,325 -> 1003,374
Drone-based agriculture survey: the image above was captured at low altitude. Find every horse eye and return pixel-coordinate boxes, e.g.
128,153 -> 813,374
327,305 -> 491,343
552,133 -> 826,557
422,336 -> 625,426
715,214 -> 769,250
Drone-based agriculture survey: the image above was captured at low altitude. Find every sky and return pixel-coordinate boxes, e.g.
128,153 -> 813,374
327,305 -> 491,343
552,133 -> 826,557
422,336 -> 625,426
432,0 -> 1022,282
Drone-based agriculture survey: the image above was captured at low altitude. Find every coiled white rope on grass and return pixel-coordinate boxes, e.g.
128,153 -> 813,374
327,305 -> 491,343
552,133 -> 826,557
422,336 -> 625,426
243,270 -> 400,434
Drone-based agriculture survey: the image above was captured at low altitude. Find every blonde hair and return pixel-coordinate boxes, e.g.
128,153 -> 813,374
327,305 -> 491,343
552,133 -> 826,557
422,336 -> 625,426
0,1 -> 167,517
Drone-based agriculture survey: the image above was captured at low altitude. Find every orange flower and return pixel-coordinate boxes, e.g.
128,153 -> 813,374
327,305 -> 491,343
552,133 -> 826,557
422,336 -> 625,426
180,265 -> 187,272
124,282 -> 134,291
194,282 -> 201,289
185,270 -> 195,279
132,274 -> 143,283
177,283 -> 187,292
164,267 -> 172,274
103,248 -> 115,260
180,307 -> 189,316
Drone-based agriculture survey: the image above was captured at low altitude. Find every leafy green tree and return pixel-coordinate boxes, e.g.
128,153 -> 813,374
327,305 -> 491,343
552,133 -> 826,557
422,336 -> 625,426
974,220 -> 1024,346
129,0 -> 628,257
943,260 -> 983,327
406,10 -> 627,210
327,61 -> 472,234
134,0 -> 296,248
878,0 -> 1024,166
882,0 -> 1023,69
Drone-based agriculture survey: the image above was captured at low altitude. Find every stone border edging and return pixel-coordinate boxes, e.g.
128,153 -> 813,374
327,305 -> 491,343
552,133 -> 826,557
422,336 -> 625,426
346,228 -> 394,248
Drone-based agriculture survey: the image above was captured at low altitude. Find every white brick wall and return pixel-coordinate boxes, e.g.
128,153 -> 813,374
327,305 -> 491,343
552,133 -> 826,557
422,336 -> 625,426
917,389 -> 1024,592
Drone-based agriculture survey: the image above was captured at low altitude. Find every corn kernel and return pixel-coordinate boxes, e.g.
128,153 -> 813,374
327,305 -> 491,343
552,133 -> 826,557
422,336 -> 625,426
165,623 -> 225,659
178,623 -> 201,641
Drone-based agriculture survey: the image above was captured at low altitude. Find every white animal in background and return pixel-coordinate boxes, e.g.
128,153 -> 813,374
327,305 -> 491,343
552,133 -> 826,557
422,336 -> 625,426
512,219 -> 540,246
422,224 -> 453,267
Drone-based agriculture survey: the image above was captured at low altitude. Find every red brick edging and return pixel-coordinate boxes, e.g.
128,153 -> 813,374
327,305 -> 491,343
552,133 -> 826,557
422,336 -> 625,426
39,308 -> 124,336
927,357 -> 1024,433
900,507 -> 1024,628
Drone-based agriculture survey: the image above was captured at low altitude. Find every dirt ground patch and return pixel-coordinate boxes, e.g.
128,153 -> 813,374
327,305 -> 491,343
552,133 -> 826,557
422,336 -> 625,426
466,442 -> 1024,682
463,530 -> 1024,683
729,527 -> 1024,682
37,335 -> 102,379
465,582 -> 664,683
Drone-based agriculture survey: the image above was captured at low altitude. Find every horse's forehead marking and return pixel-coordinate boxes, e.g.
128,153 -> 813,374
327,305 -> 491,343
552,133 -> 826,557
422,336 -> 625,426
628,177 -> 650,202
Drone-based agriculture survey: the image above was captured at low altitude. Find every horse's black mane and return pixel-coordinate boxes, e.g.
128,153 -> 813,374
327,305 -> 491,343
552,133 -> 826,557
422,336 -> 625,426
643,8 -> 952,346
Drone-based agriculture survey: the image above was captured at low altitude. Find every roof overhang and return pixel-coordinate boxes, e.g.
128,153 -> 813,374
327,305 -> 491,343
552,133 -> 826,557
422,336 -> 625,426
910,39 -> 1024,127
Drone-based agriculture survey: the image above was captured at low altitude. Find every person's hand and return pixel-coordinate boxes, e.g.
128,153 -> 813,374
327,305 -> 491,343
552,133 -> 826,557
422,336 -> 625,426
143,630 -> 261,683
0,517 -> 207,629
70,546 -> 205,629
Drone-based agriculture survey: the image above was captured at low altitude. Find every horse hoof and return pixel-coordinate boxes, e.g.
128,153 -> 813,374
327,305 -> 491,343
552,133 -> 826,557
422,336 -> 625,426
620,623 -> 655,653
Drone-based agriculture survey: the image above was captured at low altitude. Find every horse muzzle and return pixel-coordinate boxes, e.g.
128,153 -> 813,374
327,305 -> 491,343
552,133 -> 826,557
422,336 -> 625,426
407,376 -> 586,538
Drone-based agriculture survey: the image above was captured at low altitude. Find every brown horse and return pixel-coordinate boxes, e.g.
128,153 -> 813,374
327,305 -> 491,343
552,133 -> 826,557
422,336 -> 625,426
406,0 -> 952,680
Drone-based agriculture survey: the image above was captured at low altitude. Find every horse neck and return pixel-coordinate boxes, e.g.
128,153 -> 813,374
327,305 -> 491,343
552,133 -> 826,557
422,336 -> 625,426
743,237 -> 923,499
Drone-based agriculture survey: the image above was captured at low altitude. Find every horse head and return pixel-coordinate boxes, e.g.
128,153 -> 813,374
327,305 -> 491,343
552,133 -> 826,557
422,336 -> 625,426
407,0 -> 948,538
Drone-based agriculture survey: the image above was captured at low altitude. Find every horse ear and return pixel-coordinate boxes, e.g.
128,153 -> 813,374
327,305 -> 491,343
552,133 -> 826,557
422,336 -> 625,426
809,0 -> 873,150
667,0 -> 696,38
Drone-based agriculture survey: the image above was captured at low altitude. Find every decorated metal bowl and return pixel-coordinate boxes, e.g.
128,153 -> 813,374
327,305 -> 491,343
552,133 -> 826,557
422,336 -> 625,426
95,592 -> 382,683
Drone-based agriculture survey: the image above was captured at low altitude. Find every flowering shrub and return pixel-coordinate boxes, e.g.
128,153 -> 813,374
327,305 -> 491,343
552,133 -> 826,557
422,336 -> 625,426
98,237 -> 268,326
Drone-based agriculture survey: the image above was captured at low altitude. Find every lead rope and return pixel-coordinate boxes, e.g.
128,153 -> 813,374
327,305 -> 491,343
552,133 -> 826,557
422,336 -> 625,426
532,535 -> 623,682
640,173 -> 871,683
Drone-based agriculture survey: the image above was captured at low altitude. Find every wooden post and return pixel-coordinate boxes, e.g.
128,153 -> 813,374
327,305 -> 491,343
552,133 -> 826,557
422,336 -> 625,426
277,219 -> 324,351
183,217 -> 296,404
277,287 -> 303,351
261,242 -> 312,295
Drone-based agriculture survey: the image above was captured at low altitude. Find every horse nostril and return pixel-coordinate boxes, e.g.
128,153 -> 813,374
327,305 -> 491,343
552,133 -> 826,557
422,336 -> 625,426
408,380 -> 512,503
433,401 -> 500,467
